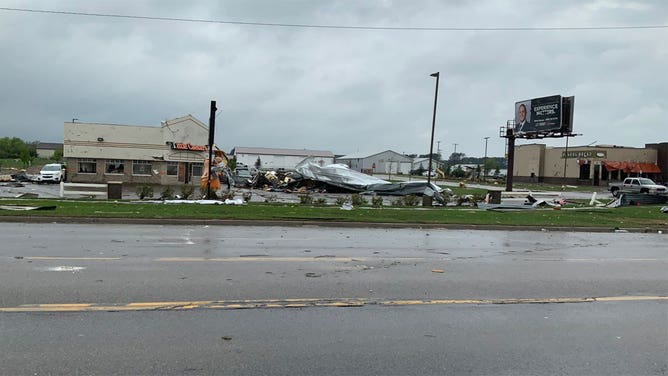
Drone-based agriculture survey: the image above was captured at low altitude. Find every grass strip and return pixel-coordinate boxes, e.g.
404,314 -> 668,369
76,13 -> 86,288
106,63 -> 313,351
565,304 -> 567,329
0,198 -> 666,229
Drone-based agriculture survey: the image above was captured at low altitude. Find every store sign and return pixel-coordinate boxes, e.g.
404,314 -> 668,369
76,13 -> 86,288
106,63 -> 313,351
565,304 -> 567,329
561,150 -> 607,159
168,142 -> 208,151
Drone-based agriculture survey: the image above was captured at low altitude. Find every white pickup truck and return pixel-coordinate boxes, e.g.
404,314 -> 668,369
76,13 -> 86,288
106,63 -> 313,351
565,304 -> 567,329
608,177 -> 667,197
38,163 -> 67,183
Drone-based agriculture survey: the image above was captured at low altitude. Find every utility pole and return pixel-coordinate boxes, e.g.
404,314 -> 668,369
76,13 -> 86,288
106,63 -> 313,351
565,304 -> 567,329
483,137 -> 490,177
206,100 -> 217,199
452,143 -> 458,161
426,72 -> 440,187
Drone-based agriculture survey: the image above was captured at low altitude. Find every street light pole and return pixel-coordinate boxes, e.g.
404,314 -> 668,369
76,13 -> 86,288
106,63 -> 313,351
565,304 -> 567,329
427,72 -> 440,186
483,136 -> 490,177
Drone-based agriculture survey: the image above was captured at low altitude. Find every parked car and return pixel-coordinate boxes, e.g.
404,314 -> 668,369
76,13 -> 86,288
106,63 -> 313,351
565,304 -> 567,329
608,177 -> 667,197
232,165 -> 253,187
38,163 -> 66,183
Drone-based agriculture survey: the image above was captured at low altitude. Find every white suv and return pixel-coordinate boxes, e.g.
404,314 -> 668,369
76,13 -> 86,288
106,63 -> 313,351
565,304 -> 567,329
38,163 -> 66,183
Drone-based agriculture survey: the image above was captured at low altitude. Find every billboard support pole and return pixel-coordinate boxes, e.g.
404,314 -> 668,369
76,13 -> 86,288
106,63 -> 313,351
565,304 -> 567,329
505,128 -> 515,192
563,135 -> 569,185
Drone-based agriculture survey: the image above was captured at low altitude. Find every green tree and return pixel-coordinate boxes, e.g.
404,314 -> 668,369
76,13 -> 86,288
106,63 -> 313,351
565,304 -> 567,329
0,137 -> 29,158
483,158 -> 500,177
227,157 -> 237,170
451,166 -> 466,178
19,148 -> 34,167
51,148 -> 64,161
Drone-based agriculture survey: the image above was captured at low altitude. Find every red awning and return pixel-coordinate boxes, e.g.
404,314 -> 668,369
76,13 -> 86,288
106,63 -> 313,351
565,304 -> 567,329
603,161 -> 661,173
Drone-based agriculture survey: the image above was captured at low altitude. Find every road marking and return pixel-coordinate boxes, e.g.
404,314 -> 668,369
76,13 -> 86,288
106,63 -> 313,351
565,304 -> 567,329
155,257 -> 425,262
25,257 -> 122,261
531,258 -> 665,262
2,296 -> 666,313
20,256 -> 425,263
155,257 -> 359,262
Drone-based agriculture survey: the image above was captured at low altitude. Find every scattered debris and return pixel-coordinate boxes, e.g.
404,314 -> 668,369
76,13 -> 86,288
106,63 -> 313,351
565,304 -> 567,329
305,272 -> 321,278
0,205 -> 55,211
221,336 -> 233,341
340,202 -> 353,210
15,193 -> 39,199
431,269 -> 445,273
661,206 -> 668,213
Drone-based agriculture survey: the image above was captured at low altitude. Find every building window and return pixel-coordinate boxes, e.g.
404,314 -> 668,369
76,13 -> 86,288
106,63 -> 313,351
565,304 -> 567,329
105,160 -> 125,174
132,160 -> 152,175
78,158 -> 96,174
166,162 -> 178,176
191,164 -> 202,179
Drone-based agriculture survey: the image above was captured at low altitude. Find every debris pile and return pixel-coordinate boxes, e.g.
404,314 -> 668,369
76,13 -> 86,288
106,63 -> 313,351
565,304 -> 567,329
232,159 -> 451,204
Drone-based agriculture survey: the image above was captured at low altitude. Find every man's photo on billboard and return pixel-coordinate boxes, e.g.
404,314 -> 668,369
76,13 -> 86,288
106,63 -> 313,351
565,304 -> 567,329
515,101 -> 531,132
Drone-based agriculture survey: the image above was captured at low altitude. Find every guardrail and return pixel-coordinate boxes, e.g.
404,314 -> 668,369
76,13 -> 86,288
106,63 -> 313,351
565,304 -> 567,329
60,182 -> 108,199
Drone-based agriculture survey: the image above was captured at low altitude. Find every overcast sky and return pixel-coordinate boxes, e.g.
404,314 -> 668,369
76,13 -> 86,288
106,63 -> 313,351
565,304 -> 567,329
1,0 -> 666,158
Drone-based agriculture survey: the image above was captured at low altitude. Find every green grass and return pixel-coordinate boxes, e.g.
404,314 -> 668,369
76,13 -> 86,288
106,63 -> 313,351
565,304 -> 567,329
1,198 -> 666,229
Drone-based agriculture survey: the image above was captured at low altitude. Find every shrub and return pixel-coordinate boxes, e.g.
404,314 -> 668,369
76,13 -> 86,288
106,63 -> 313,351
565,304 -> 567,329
403,195 -> 420,206
137,184 -> 154,200
314,198 -> 327,206
351,194 -> 367,206
179,184 -> 194,200
160,186 -> 175,200
335,196 -> 348,206
299,193 -> 313,205
221,190 -> 236,200
371,196 -> 383,207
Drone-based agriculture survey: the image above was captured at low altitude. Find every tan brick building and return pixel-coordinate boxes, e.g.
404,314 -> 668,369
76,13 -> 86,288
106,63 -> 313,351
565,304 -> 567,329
64,115 -> 210,185
513,142 -> 666,185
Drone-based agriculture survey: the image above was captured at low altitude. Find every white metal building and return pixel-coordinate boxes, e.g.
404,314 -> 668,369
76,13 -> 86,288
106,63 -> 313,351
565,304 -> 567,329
336,150 -> 413,175
230,147 -> 334,170
64,115 -> 210,185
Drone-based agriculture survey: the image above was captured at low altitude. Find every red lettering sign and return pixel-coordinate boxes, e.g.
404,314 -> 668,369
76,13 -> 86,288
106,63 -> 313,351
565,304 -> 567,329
171,143 -> 208,151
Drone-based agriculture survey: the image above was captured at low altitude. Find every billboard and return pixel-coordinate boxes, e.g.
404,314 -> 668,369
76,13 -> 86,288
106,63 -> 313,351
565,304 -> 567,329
514,95 -> 574,138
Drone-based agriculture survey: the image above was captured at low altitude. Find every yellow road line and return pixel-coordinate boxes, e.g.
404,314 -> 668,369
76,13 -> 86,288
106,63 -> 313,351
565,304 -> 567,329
1,296 -> 666,313
155,257 -> 424,262
24,257 -> 122,261
596,296 -> 668,302
156,257 -> 357,262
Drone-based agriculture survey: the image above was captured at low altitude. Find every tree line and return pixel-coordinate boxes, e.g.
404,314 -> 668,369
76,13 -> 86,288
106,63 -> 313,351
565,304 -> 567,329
0,137 -> 63,167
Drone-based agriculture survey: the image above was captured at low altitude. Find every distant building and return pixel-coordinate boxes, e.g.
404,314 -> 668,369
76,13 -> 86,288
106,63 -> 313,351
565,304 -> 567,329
230,146 -> 334,170
513,142 -> 666,185
36,142 -> 63,158
336,150 -> 413,175
63,115 -> 210,185
411,157 -> 431,171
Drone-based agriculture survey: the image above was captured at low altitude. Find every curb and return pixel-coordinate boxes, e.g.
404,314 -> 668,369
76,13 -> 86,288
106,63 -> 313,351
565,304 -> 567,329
0,215 -> 665,233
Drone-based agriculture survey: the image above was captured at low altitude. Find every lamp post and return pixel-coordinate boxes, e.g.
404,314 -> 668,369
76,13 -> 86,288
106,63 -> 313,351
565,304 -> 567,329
483,136 -> 490,177
427,72 -> 439,186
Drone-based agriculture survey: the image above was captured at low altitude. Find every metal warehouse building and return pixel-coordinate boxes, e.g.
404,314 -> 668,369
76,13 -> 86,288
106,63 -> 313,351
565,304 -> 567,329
230,147 -> 334,170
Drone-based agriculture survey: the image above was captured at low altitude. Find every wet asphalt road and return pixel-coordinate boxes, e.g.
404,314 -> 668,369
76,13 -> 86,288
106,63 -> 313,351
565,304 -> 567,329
1,224 -> 667,375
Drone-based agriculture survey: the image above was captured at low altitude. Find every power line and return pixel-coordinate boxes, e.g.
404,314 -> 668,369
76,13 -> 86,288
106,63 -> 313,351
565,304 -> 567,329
1,7 -> 667,31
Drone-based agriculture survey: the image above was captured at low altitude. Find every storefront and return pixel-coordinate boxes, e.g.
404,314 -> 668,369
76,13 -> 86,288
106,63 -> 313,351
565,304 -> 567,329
513,143 -> 666,185
63,115 -> 210,185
